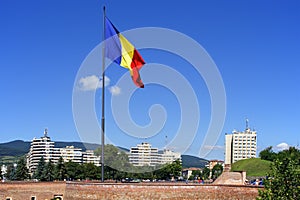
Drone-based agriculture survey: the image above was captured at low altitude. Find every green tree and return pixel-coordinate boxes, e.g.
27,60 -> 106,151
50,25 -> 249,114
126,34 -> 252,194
33,156 -> 45,180
65,161 -> 82,180
169,159 -> 182,178
192,170 -> 202,180
15,157 -> 29,180
188,175 -> 195,180
154,160 -> 182,180
54,157 -> 66,181
83,163 -> 101,180
42,159 -> 55,181
277,146 -> 300,164
259,146 -> 277,162
94,144 -> 132,172
202,167 -> 210,180
211,164 -> 223,179
257,147 -> 300,200
6,164 -> 16,180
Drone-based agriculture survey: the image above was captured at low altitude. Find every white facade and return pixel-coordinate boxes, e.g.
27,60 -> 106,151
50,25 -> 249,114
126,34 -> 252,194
27,129 -> 61,174
129,143 -> 181,167
82,150 -> 101,167
225,134 -> 233,164
1,165 -> 7,178
60,146 -> 82,163
27,130 -> 100,174
225,127 -> 257,164
129,143 -> 159,166
159,149 -> 181,165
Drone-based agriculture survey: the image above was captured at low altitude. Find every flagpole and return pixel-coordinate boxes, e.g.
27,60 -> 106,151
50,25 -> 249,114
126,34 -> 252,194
101,5 -> 106,182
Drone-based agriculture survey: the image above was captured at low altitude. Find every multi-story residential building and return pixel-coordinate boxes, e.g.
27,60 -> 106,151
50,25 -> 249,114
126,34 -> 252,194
129,142 -> 181,166
27,130 -> 101,174
82,150 -> 101,167
60,146 -> 83,163
129,142 -> 159,166
159,149 -> 181,164
224,122 -> 257,164
27,129 -> 60,174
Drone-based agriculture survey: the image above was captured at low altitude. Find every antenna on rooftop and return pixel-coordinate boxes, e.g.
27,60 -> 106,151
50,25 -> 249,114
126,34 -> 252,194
246,118 -> 249,130
44,128 -> 48,137
165,135 -> 168,150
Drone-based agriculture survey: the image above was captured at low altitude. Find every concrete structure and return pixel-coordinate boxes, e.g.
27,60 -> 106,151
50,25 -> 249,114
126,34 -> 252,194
82,150 -> 101,167
225,120 -> 257,164
159,149 -> 181,165
27,129 -> 60,174
213,171 -> 247,185
27,130 -> 100,174
129,143 -> 181,167
60,146 -> 83,163
129,142 -> 159,166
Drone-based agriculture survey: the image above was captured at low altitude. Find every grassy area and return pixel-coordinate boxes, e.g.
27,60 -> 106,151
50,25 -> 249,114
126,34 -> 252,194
231,158 -> 271,177
0,156 -> 21,165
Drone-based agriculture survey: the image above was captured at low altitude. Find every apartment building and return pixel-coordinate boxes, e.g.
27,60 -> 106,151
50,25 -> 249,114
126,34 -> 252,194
160,149 -> 181,164
129,142 -> 159,166
27,129 -> 60,174
225,124 -> 257,164
82,150 -> 101,167
59,146 -> 83,163
129,142 -> 181,166
27,130 -> 100,174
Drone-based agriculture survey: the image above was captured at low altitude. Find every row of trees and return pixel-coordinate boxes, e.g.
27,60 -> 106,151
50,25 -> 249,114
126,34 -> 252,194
257,146 -> 300,200
2,157 -> 182,181
1,144 -> 223,182
1,147 -> 183,182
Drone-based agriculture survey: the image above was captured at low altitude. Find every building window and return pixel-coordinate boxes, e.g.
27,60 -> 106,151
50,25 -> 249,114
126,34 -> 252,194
31,197 -> 37,200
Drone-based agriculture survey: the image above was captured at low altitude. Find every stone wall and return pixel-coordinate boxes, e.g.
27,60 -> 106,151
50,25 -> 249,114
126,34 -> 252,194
0,181 -> 262,200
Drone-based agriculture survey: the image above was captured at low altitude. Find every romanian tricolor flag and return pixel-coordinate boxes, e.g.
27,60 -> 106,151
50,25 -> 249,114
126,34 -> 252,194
105,17 -> 145,88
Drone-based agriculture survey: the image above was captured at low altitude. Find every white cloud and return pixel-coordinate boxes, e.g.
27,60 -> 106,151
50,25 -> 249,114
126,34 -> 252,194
78,75 -> 110,91
203,145 -> 224,150
109,86 -> 121,96
276,142 -> 289,151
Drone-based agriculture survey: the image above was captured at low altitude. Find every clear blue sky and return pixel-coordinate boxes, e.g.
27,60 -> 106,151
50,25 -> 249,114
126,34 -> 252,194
1,0 -> 299,160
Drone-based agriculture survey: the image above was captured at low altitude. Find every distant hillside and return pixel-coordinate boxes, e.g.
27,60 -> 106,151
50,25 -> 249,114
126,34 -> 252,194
0,140 -> 31,156
231,158 -> 271,177
181,155 -> 208,168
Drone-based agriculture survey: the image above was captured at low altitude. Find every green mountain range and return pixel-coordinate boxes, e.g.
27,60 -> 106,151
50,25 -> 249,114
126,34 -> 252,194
0,140 -> 208,168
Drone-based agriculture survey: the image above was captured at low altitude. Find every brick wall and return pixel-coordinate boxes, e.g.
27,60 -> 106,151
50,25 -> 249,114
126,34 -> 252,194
0,182 -> 262,200
0,182 -> 65,200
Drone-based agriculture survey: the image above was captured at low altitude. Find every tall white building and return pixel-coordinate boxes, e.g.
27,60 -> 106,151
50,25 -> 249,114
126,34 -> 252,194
225,122 -> 257,164
129,142 -> 181,166
27,129 -> 60,174
129,142 -> 159,166
27,130 -> 101,174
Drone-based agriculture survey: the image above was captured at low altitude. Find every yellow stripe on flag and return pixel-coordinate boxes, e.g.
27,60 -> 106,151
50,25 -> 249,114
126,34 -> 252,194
119,34 -> 135,74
